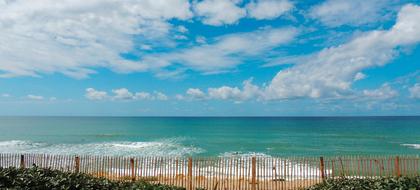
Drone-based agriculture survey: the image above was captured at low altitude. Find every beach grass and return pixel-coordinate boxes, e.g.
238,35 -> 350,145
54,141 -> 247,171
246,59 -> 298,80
0,166 -> 185,190
306,176 -> 420,190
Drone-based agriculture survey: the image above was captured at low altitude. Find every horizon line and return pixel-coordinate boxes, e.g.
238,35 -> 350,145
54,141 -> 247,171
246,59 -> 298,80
0,115 -> 419,118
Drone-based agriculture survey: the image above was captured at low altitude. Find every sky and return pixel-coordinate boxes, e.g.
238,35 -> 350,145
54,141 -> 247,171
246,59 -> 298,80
0,0 -> 419,116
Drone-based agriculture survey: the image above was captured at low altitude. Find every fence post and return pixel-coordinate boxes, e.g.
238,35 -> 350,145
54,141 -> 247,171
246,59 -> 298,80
251,156 -> 256,190
188,157 -> 193,190
75,156 -> 80,173
320,157 -> 325,181
130,158 -> 135,181
20,154 -> 25,169
395,156 -> 401,177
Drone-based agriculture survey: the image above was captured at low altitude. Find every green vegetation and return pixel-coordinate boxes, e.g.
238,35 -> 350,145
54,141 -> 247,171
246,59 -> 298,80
0,166 -> 185,190
3,166 -> 420,190
307,176 -> 420,190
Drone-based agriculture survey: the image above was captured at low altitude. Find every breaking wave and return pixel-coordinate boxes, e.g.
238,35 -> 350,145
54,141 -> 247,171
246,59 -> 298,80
401,144 -> 420,149
0,139 -> 204,157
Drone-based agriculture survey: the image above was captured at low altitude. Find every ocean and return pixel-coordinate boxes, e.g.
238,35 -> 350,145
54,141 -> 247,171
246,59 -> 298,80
0,116 -> 419,157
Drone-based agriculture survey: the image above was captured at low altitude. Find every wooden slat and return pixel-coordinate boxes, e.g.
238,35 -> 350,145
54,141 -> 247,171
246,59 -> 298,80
1,154 -> 419,190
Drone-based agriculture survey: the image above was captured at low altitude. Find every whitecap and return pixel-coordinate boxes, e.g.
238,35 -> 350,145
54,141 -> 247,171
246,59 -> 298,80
110,142 -> 164,149
0,140 -> 28,146
0,140 -> 46,152
219,151 -> 271,158
401,144 -> 420,149
0,139 -> 204,157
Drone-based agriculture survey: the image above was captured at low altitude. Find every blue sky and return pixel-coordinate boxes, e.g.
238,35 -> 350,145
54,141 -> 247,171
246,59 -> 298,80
0,0 -> 419,116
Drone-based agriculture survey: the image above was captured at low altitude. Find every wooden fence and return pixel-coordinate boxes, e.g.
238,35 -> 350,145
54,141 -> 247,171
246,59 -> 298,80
0,154 -> 419,190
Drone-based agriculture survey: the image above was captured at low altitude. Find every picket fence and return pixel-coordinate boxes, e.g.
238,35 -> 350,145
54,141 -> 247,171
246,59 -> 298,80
0,154 -> 419,190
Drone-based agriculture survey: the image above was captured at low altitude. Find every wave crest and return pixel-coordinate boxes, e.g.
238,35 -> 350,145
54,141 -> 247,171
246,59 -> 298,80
0,139 -> 204,157
401,144 -> 420,149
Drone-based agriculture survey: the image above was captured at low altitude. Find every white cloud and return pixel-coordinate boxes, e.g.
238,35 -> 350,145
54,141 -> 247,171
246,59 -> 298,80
246,0 -> 293,20
208,79 -> 260,100
112,88 -> 134,100
264,4 -> 420,100
193,0 -> 246,26
1,93 -> 10,98
177,25 -> 188,33
85,88 -> 108,100
155,92 -> 168,101
0,0 -> 192,78
208,86 -> 241,100
193,0 -> 293,26
354,72 -> 367,81
27,94 -> 44,100
182,79 -> 261,101
0,0 -> 296,79
23,94 -> 58,101
309,0 -> 391,27
186,88 -> 206,99
362,84 -> 398,100
195,36 -> 207,44
135,92 -> 152,100
336,83 -> 403,110
409,83 -> 420,99
85,88 -> 168,101
143,27 -> 297,74
174,34 -> 188,40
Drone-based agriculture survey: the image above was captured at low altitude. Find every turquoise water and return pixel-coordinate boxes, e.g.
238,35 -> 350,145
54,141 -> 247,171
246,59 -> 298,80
0,117 -> 419,157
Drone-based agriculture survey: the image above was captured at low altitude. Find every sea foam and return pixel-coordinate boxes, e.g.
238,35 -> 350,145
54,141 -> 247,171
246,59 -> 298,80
401,144 -> 420,149
0,139 -> 204,157
0,140 -> 330,179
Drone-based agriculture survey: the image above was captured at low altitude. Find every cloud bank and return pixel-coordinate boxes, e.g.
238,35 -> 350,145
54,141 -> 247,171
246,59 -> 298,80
183,4 -> 420,102
264,4 -> 420,100
0,0 -> 294,78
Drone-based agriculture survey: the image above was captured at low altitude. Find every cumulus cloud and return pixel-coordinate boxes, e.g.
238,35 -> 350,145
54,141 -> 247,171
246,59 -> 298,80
0,0 -> 192,78
246,0 -> 293,20
85,88 -> 168,101
208,79 -> 260,100
112,88 -> 134,100
309,0 -> 392,27
263,4 -> 420,100
183,79 -> 261,101
186,88 -> 206,99
208,86 -> 241,100
409,83 -> 420,99
27,94 -> 44,100
85,88 -> 108,100
143,27 -> 297,74
193,0 -> 293,26
193,0 -> 245,26
354,72 -> 367,81
135,92 -> 152,100
362,84 -> 398,100
155,92 -> 168,101
183,80 -> 403,104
